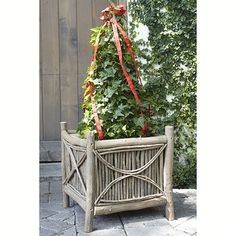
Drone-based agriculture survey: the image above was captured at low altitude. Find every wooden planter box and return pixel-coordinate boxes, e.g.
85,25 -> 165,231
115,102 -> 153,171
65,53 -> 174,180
60,122 -> 175,232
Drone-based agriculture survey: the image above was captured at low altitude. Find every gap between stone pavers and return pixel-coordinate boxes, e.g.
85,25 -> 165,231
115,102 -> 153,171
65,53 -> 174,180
118,213 -> 128,236
169,215 -> 196,229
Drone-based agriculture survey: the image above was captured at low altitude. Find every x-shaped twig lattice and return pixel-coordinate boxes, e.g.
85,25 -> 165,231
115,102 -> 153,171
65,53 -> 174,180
63,139 -> 87,195
94,144 -> 167,204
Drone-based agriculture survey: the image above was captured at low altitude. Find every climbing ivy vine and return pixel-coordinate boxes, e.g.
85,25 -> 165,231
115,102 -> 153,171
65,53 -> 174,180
129,0 -> 197,188
77,8 -> 150,140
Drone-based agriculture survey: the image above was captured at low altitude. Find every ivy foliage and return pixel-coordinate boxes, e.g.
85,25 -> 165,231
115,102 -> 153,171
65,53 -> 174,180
129,0 -> 197,188
77,13 -> 150,140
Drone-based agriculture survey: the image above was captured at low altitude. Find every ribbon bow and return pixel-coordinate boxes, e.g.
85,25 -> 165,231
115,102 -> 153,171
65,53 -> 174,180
100,4 -> 127,21
83,4 -> 148,140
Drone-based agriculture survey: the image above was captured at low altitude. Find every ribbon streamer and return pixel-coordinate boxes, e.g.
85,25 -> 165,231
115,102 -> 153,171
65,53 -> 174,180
114,19 -> 144,88
90,82 -> 105,140
111,17 -> 143,110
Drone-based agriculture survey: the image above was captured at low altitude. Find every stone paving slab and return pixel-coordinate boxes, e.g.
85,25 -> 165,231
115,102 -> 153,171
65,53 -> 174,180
40,194 -> 49,203
40,163 -> 197,236
40,189 -> 196,235
174,216 -> 197,235
75,205 -> 123,231
40,181 -> 50,194
123,226 -> 191,236
47,211 -> 74,222
119,207 -> 164,227
40,227 -> 56,236
41,219 -> 74,234
40,208 -> 58,219
40,163 -> 62,182
58,226 -> 77,236
50,180 -> 63,193
49,192 -> 63,202
77,229 -> 127,236
64,215 -> 75,225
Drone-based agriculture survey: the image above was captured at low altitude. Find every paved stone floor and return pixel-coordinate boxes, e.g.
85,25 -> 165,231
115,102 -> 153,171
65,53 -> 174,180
40,163 -> 197,236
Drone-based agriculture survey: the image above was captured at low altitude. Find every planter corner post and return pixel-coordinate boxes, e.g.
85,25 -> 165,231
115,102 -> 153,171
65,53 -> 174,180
84,131 -> 96,232
60,122 -> 70,208
164,126 -> 175,221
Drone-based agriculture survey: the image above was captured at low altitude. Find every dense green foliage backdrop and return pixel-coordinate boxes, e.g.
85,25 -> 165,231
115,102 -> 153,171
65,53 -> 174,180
129,0 -> 197,188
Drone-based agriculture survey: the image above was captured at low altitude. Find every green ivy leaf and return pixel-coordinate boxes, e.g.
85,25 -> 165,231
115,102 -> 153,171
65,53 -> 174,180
134,117 -> 145,128
106,88 -> 116,98
113,109 -> 124,119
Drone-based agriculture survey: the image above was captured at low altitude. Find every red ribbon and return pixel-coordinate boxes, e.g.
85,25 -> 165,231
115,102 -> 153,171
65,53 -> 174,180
83,25 -> 105,140
83,4 -> 149,140
115,20 -> 144,89
111,18 -> 143,110
90,82 -> 105,140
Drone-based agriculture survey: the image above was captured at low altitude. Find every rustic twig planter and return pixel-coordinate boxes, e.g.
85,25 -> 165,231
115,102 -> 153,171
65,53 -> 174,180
60,122 -> 175,232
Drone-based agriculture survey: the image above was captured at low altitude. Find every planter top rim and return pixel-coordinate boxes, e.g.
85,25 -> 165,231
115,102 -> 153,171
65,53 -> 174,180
62,130 -> 167,149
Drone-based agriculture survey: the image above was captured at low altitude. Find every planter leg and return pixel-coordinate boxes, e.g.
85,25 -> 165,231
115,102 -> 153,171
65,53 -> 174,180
164,126 -> 175,221
63,190 -> 70,208
84,209 -> 94,233
165,191 -> 174,221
